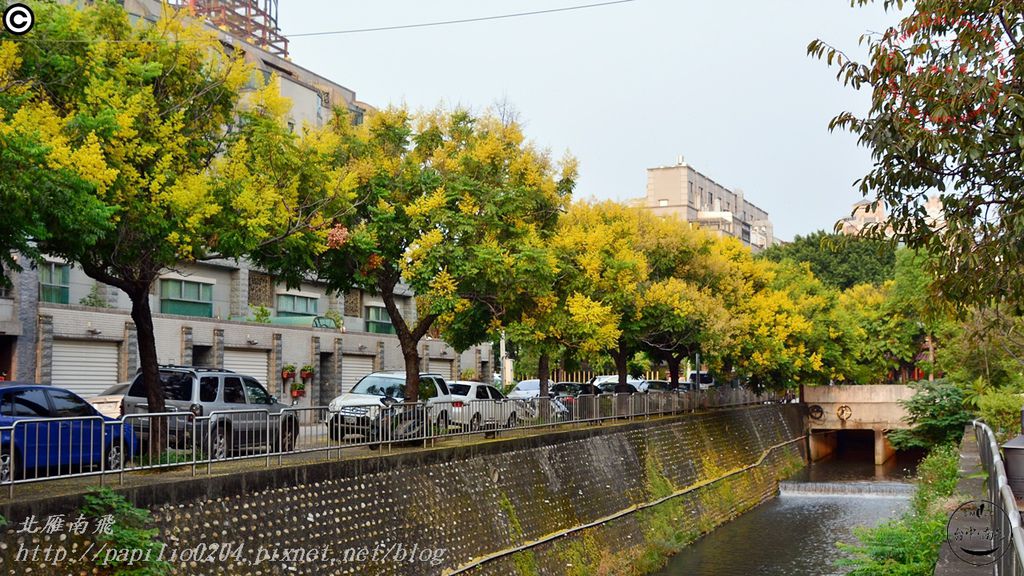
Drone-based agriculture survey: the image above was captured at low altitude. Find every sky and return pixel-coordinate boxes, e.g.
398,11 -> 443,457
277,0 -> 900,242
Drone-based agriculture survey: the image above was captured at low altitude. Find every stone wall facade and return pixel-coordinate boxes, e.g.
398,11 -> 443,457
0,405 -> 804,575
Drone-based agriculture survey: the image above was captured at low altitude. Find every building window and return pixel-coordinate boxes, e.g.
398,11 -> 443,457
39,262 -> 70,304
277,294 -> 318,317
658,199 -> 669,207
160,279 -> 213,317
365,306 -> 396,334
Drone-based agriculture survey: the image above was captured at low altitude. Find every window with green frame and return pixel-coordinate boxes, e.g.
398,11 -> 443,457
39,262 -> 70,304
365,306 -> 395,334
276,294 -> 318,317
160,279 -> 213,317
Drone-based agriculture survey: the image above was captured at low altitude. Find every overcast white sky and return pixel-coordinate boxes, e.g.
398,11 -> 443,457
277,0 -> 899,241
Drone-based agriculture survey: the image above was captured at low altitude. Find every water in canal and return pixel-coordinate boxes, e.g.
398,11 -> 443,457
654,440 -> 923,575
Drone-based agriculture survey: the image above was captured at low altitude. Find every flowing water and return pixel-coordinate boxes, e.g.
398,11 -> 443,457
652,445 -> 923,575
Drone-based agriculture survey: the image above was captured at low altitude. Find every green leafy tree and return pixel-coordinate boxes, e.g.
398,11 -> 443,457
888,379 -> 971,450
809,1 -> 1024,309
759,230 -> 895,290
977,388 -> 1024,443
317,108 -> 574,401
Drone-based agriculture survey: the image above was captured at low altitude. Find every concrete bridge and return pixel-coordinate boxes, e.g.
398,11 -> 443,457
802,384 -> 914,465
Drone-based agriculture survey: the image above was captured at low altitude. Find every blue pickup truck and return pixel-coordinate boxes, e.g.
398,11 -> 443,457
0,382 -> 138,482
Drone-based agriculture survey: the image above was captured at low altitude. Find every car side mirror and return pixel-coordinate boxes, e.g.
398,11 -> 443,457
270,396 -> 278,404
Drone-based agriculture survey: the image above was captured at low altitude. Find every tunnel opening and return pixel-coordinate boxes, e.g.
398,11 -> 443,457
806,428 -> 924,481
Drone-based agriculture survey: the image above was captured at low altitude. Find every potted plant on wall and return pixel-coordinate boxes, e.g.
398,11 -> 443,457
300,364 -> 315,381
281,363 -> 296,381
290,379 -> 305,398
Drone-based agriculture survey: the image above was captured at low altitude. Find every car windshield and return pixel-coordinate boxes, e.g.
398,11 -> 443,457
448,384 -> 472,396
350,375 -> 405,398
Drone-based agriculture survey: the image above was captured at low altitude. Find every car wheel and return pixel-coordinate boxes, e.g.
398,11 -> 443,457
506,412 -> 518,429
0,448 -> 15,483
328,416 -> 344,442
469,413 -> 482,432
280,419 -> 298,452
105,441 -> 123,471
211,425 -> 231,461
436,411 -> 449,434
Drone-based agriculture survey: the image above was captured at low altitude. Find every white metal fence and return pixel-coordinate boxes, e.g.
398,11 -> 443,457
0,387 -> 781,498
973,420 -> 1024,575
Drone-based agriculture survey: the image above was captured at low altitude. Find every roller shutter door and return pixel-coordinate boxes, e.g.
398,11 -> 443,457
341,355 -> 375,393
223,349 -> 270,385
428,359 -> 454,380
52,340 -> 119,397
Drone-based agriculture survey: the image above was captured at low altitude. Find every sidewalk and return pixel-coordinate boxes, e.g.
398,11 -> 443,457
933,427 -> 992,576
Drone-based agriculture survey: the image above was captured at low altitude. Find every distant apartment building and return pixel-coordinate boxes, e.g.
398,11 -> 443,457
838,196 -> 943,236
638,157 -> 774,251
0,0 -> 492,401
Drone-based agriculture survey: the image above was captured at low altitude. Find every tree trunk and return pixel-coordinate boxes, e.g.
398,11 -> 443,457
377,272 -> 437,403
127,284 -> 167,454
538,352 -> 550,398
613,340 -> 628,386
401,343 -> 421,403
668,355 -> 682,389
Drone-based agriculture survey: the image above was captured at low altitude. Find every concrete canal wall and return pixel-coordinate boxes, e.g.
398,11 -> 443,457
0,404 -> 805,575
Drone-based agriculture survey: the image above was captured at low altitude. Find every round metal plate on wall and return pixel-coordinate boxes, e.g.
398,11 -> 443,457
808,405 -> 824,420
836,405 -> 853,422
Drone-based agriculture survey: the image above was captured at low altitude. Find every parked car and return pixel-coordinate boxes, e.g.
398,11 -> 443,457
0,382 -> 139,481
88,382 -> 131,419
121,366 -> 298,459
326,372 -> 452,443
590,375 -> 646,394
549,382 -> 584,397
446,381 -> 529,431
507,379 -> 540,400
688,372 -> 715,390
643,380 -> 678,393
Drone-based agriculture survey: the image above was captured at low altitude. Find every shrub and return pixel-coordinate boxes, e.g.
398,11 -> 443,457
888,379 -> 971,450
977,389 -> 1024,443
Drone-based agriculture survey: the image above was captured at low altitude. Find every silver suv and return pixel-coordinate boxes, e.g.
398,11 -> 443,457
122,366 -> 298,458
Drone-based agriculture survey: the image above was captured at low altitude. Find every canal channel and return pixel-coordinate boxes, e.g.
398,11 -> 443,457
653,438 -> 923,575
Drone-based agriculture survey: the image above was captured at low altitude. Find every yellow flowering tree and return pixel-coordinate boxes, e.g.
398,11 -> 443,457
317,108 -> 575,401
1,3 -> 348,419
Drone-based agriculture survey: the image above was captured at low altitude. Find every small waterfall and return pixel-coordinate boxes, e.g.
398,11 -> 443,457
779,480 -> 915,498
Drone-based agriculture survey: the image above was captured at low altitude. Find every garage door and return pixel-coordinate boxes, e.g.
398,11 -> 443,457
223,349 -> 269,385
52,340 -> 119,397
341,354 -> 375,393
428,359 -> 454,380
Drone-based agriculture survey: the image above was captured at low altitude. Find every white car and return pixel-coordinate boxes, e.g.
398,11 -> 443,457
688,372 -> 715,390
326,372 -> 452,441
446,381 -> 528,431
507,379 -> 540,400
591,375 -> 647,393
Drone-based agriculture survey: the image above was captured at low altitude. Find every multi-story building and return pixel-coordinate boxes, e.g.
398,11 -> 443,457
638,157 -> 774,251
0,0 -> 492,402
838,199 -> 887,236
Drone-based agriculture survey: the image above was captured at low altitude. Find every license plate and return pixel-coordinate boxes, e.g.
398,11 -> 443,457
343,416 -> 356,424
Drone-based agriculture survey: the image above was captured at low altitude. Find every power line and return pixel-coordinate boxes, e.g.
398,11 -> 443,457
287,0 -> 638,38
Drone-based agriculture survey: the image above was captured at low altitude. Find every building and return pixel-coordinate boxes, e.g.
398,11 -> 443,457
838,196 -> 943,236
0,0 -> 492,401
839,199 -> 887,236
638,157 -> 774,251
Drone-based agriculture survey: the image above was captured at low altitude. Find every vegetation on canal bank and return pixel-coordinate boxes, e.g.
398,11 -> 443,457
837,444 -> 960,576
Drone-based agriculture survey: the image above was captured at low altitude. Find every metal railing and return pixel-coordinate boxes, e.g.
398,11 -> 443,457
0,387 -> 781,497
973,420 -> 1024,575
